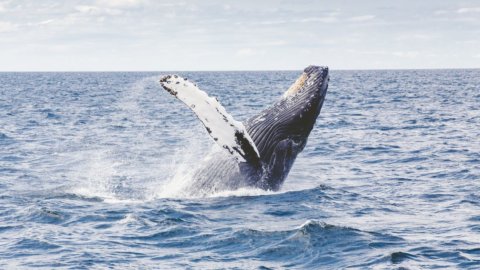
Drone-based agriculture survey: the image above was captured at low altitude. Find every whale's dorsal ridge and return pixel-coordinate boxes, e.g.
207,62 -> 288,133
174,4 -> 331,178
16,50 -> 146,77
160,75 -> 261,167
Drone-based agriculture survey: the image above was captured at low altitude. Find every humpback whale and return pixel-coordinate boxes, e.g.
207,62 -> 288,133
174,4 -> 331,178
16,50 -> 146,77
160,65 -> 329,196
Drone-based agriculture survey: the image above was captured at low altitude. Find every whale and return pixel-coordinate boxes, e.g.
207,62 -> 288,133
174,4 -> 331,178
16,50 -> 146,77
160,65 -> 329,196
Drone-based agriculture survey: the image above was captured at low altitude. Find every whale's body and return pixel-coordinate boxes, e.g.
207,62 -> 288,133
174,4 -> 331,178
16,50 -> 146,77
160,66 -> 329,196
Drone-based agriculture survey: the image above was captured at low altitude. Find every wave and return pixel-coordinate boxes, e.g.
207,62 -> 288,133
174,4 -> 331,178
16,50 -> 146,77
179,220 -> 407,268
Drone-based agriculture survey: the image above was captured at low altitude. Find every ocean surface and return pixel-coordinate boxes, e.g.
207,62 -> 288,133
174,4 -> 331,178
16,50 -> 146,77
1,69 -> 479,269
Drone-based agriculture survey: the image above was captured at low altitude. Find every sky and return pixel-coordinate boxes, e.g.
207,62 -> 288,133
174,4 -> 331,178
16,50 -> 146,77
0,0 -> 479,71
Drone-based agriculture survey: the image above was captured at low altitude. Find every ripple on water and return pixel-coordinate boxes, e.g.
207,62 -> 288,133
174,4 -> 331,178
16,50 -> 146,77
0,132 -> 15,145
14,238 -> 61,250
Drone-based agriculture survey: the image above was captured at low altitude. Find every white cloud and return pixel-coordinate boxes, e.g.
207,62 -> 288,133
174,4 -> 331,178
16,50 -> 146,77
258,20 -> 287,25
296,17 -> 338,23
96,0 -> 144,8
474,54 -> 480,58
350,50 -> 420,59
346,49 -> 387,55
393,51 -> 419,58
262,40 -> 287,46
23,19 -> 55,27
348,15 -> 375,22
0,21 -> 17,32
236,48 -> 265,56
456,40 -> 480,45
453,17 -> 480,22
75,5 -> 123,15
236,48 -> 254,56
39,19 -> 54,25
75,5 -> 99,13
395,33 -> 438,41
318,39 -> 339,45
434,10 -> 448,15
457,7 -> 480,13
240,15 -> 339,27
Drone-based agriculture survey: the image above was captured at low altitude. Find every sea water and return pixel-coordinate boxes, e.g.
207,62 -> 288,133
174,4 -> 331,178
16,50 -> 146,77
0,70 -> 479,269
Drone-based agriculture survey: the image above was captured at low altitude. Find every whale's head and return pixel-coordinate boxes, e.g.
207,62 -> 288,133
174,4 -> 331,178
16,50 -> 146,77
246,65 -> 329,190
280,65 -> 329,133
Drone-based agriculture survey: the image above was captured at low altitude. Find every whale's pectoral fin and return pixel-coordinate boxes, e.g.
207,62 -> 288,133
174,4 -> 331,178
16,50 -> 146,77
160,75 -> 261,167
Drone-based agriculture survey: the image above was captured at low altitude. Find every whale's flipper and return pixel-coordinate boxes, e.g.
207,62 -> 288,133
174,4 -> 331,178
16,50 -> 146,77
160,75 -> 261,166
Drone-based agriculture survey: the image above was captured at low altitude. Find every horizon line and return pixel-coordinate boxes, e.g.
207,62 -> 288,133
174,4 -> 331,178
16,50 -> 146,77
1,67 -> 479,73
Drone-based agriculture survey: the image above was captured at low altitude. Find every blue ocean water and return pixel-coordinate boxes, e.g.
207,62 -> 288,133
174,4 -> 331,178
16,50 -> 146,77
0,69 -> 479,269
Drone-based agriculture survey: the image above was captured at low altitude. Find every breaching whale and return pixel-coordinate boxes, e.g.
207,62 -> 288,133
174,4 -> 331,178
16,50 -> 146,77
160,65 -> 329,196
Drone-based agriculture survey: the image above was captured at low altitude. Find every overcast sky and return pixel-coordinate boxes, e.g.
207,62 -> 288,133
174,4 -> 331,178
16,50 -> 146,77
1,0 -> 479,71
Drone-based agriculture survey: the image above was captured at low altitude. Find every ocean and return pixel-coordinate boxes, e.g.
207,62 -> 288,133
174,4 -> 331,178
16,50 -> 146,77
1,69 -> 479,269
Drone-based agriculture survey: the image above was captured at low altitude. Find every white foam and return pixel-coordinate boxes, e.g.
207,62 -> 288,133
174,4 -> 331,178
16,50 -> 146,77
66,149 -> 119,198
118,213 -> 137,224
206,187 -> 276,198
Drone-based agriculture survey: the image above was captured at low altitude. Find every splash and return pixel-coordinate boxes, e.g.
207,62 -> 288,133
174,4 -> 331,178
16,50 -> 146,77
65,76 -> 213,201
64,76 -> 165,202
147,135 -> 210,199
64,75 -> 279,201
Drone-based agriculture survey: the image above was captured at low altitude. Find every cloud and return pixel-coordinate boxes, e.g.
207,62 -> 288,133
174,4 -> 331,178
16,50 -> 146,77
22,19 -> 56,27
456,39 -> 480,45
262,40 -> 287,46
348,15 -> 375,22
75,5 -> 100,13
236,48 -> 265,56
346,49 -> 387,55
395,33 -> 438,41
392,51 -> 419,58
257,20 -> 287,25
296,16 -> 338,23
236,48 -> 254,56
457,7 -> 480,13
239,14 -> 339,26
348,49 -> 421,59
96,0 -> 144,8
0,21 -> 17,32
38,19 -> 54,25
434,10 -> 448,15
75,5 -> 124,16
